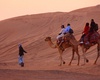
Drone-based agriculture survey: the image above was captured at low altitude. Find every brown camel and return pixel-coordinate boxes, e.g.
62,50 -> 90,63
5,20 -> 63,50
45,33 -> 80,66
80,32 -> 100,65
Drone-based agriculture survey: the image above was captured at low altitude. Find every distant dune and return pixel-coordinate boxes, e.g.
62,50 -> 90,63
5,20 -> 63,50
0,5 -> 100,80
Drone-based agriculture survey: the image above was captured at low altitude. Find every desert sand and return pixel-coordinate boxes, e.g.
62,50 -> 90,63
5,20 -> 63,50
0,5 -> 100,80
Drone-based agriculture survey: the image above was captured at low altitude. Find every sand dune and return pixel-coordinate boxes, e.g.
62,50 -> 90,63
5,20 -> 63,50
0,5 -> 100,79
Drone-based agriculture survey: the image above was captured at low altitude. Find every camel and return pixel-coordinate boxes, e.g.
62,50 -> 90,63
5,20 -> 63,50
45,33 -> 80,66
80,32 -> 100,65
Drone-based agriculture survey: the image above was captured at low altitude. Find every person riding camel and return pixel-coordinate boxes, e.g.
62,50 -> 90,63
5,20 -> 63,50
80,22 -> 90,44
64,23 -> 71,34
56,25 -> 65,44
90,19 -> 96,32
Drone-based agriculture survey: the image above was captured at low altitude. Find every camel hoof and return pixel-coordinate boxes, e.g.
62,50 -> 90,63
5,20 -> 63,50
63,61 -> 65,64
86,59 -> 89,63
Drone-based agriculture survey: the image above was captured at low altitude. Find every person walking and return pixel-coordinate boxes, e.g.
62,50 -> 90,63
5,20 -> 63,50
18,44 -> 27,67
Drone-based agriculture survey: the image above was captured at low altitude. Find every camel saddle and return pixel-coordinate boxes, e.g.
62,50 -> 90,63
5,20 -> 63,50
84,31 -> 100,44
57,37 -> 70,46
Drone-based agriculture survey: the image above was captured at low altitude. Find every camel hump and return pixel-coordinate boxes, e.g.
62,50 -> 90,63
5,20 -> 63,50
90,32 -> 100,42
64,33 -> 78,45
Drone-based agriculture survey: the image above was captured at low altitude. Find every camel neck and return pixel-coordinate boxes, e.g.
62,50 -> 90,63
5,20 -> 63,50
47,40 -> 56,48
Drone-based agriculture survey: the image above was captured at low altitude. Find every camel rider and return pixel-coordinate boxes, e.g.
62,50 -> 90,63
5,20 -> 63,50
59,25 -> 65,34
64,23 -> 71,34
57,25 -> 65,44
80,22 -> 90,44
90,19 -> 96,32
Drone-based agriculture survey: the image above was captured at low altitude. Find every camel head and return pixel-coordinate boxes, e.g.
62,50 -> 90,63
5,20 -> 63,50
45,37 -> 51,41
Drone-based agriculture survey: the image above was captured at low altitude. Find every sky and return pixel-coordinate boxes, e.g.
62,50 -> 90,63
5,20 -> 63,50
0,0 -> 100,20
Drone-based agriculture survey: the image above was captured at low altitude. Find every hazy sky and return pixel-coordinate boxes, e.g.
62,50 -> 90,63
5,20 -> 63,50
0,0 -> 100,20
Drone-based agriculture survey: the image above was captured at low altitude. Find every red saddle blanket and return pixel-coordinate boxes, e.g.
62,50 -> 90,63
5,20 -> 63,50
84,32 -> 100,43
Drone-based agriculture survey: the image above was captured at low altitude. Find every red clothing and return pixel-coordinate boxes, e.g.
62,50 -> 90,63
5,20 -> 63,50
83,26 -> 90,34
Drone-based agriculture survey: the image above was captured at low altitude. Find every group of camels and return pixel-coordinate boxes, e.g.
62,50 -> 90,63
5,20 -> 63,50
45,32 -> 100,66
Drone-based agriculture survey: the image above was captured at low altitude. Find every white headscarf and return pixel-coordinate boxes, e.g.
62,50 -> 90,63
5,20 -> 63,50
18,44 -> 22,47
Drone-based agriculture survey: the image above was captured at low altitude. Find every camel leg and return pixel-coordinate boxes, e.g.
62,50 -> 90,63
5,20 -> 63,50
82,46 -> 89,65
83,49 -> 88,65
94,45 -> 100,64
84,49 -> 89,63
94,52 -> 99,65
58,49 -> 65,66
75,47 -> 80,66
69,49 -> 75,66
